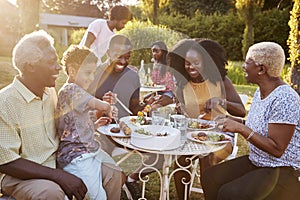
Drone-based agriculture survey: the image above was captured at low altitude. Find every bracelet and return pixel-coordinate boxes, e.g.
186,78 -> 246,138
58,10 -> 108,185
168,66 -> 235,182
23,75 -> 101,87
246,131 -> 255,140
220,99 -> 226,107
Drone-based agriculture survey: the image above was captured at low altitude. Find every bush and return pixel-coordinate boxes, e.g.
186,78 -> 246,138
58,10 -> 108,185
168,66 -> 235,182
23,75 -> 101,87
227,61 -> 247,85
119,19 -> 187,67
160,8 -> 290,61
254,8 -> 290,60
70,28 -> 86,45
227,61 -> 291,85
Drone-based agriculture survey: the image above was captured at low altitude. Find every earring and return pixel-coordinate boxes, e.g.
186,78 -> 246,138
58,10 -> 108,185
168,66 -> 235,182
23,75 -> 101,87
258,72 -> 262,75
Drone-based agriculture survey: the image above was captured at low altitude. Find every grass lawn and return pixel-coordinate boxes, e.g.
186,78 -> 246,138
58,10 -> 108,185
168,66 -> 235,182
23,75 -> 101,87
0,56 -> 252,199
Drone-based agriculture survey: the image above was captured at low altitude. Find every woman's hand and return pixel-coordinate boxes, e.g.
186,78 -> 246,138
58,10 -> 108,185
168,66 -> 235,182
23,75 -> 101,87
204,97 -> 226,113
215,116 -> 243,133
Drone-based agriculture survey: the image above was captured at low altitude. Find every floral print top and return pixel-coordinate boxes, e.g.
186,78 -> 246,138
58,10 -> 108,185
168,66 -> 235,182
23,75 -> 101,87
55,83 -> 99,168
247,85 -> 300,169
151,67 -> 175,91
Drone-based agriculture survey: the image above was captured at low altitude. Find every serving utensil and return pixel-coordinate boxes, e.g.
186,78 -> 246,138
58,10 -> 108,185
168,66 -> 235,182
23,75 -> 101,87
198,113 -> 207,119
116,97 -> 133,115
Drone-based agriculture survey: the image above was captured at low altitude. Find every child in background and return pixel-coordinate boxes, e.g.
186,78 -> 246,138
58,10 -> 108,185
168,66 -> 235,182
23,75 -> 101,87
143,41 -> 175,108
55,45 -> 123,200
151,41 -> 175,91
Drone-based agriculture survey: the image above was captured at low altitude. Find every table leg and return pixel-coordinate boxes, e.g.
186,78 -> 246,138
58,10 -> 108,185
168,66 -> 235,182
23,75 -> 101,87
160,154 -> 173,200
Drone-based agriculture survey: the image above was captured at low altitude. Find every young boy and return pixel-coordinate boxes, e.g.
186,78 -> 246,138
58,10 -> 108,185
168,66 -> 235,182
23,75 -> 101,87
55,45 -> 122,200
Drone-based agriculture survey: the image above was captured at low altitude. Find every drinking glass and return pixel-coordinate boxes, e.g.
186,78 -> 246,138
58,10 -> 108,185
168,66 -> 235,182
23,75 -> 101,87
151,110 -> 165,126
172,115 -> 188,145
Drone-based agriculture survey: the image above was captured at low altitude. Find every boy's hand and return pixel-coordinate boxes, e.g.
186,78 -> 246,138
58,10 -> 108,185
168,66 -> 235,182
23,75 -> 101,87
95,117 -> 111,128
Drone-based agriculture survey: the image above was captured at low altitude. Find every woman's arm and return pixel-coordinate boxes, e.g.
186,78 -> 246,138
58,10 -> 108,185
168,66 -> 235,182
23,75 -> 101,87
220,119 -> 295,157
223,77 -> 246,117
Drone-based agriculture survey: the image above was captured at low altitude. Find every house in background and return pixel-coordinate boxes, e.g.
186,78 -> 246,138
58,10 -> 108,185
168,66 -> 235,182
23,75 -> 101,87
0,0 -> 102,56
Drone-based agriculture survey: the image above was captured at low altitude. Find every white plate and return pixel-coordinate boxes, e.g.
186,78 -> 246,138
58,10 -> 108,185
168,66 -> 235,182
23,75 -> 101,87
120,116 -> 152,127
187,131 -> 231,144
142,84 -> 165,89
97,124 -> 130,138
130,125 -> 181,151
187,118 -> 215,131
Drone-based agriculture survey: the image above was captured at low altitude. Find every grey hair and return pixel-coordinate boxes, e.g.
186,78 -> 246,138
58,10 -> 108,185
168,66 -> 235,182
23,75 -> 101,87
12,30 -> 54,74
246,42 -> 285,77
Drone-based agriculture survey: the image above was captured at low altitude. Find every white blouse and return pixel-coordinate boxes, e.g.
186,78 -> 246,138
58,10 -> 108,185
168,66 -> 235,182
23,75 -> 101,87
247,85 -> 300,169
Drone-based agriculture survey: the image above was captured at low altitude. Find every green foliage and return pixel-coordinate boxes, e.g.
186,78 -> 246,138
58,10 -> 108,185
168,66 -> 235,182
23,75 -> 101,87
70,28 -> 86,44
167,0 -> 234,17
287,0 -> 300,94
197,0 -> 234,15
159,7 -> 290,61
160,11 -> 245,60
46,29 -> 68,60
255,8 -> 290,57
41,0 -> 120,18
226,61 -> 291,85
118,19 -> 187,66
235,0 -> 264,58
169,0 -> 200,17
227,61 -> 248,85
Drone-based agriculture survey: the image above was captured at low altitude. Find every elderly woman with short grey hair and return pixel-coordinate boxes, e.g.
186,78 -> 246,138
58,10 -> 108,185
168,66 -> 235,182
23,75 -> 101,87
202,42 -> 300,200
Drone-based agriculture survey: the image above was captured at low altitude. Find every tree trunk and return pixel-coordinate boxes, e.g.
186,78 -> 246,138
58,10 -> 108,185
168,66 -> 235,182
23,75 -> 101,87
17,0 -> 40,34
153,0 -> 159,25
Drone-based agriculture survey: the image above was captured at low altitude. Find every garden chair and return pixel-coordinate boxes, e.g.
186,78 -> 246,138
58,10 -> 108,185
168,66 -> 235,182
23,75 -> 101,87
189,132 -> 239,195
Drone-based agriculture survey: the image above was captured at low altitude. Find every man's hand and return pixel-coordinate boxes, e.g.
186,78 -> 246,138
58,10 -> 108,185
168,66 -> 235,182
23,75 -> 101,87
103,91 -> 117,105
0,159 -> 88,200
53,169 -> 88,200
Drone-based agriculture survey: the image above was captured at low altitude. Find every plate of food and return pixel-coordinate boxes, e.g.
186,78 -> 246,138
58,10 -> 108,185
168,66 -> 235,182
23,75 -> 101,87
187,118 -> 215,131
120,116 -> 152,127
97,122 -> 131,137
187,131 -> 231,144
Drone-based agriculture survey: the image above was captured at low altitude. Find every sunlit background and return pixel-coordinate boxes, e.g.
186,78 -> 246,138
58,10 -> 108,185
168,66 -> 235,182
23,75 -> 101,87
8,0 -> 139,5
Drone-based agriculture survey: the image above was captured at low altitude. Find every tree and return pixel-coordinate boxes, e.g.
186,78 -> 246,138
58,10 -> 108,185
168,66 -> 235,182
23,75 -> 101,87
140,0 -> 167,24
17,0 -> 40,34
169,0 -> 199,17
41,0 -> 102,17
168,0 -> 234,18
198,0 -> 234,15
287,0 -> 300,94
262,0 -> 293,10
41,0 -> 121,18
235,0 -> 264,58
